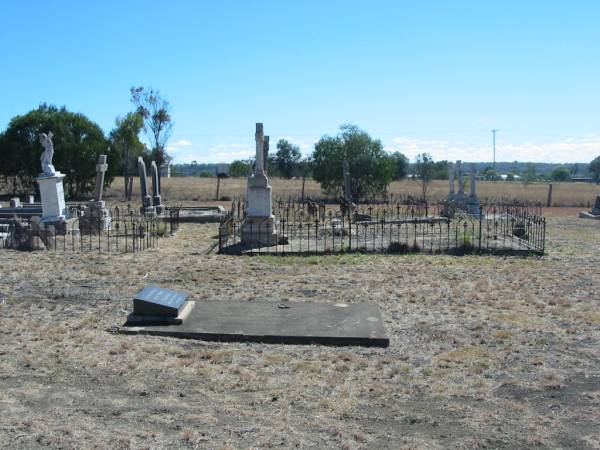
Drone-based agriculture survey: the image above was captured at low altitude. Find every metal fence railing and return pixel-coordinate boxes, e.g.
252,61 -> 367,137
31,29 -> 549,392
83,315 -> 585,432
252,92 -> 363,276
219,200 -> 545,256
1,205 -> 180,253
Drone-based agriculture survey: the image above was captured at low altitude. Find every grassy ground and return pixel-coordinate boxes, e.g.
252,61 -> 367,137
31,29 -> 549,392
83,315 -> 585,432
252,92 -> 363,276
103,176 -> 600,207
0,208 -> 599,448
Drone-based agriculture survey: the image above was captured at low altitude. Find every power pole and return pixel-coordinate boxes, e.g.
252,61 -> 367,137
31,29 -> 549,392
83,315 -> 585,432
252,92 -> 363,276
492,129 -> 498,170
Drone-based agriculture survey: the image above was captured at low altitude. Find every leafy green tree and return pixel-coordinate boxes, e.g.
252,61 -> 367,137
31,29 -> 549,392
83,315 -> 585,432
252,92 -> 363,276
199,171 -> 213,178
229,160 -> 251,177
432,160 -> 449,180
482,166 -> 500,181
109,112 -> 147,199
523,163 -> 538,183
130,86 -> 173,167
275,139 -> 302,179
0,104 -> 111,198
266,155 -> 281,177
415,153 -> 435,198
312,124 -> 393,199
550,166 -> 571,182
589,156 -> 600,182
389,151 -> 409,180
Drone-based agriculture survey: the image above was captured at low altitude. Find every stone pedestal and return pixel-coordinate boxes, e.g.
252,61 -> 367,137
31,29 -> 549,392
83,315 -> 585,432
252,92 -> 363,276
243,173 -> 277,245
36,173 -> 67,222
81,201 -> 112,232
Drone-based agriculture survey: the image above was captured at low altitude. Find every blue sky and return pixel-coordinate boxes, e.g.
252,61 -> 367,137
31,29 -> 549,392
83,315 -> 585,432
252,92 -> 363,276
1,0 -> 599,164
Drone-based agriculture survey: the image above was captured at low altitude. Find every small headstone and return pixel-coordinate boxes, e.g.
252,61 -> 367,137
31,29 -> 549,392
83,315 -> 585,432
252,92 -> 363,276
10,198 -> 21,208
28,195 -> 35,204
150,161 -> 164,215
593,195 -> 600,215
133,285 -> 188,317
138,157 -> 155,216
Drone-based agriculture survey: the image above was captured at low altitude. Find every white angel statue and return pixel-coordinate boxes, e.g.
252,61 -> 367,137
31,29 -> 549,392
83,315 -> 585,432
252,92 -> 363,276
39,132 -> 56,176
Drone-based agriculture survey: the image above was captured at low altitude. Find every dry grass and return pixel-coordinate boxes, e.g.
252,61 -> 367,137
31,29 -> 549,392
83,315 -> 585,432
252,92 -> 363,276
104,176 -> 600,207
0,209 -> 599,448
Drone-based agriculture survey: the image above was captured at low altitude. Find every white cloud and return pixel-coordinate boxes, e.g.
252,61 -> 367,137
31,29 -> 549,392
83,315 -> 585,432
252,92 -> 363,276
166,133 -> 600,165
386,135 -> 600,163
165,139 -> 193,152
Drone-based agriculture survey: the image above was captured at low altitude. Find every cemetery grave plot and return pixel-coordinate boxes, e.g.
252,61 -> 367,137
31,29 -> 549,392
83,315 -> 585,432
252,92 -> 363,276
120,295 -> 389,347
0,204 -> 181,252
219,199 -> 546,256
0,209 -> 598,449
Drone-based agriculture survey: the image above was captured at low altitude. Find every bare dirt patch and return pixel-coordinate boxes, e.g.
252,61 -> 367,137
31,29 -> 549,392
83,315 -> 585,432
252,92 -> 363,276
1,212 -> 599,448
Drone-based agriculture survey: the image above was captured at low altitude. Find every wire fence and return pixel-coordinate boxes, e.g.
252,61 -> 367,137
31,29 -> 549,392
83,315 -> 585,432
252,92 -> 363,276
1,205 -> 181,253
219,199 -> 545,256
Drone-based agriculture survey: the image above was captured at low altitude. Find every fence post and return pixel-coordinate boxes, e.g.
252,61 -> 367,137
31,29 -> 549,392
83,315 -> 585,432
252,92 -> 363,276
218,226 -> 222,254
347,206 -> 352,251
478,205 -> 483,252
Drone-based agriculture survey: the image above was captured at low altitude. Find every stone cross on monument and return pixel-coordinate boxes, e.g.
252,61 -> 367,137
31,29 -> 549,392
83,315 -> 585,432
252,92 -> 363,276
448,162 -> 455,196
456,160 -> 464,196
255,123 -> 265,176
342,160 -> 353,203
263,135 -> 270,174
93,155 -> 108,202
469,164 -> 477,197
466,163 -> 481,215
82,154 -> 111,231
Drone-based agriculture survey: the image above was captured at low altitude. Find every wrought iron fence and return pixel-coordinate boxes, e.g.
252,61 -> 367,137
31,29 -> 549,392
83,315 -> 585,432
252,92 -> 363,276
218,200 -> 545,256
1,205 -> 180,253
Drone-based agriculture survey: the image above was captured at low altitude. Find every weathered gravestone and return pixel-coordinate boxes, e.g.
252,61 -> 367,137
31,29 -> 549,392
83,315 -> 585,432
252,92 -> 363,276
138,157 -> 155,216
579,195 -> 600,219
150,161 -> 164,215
594,195 -> 600,215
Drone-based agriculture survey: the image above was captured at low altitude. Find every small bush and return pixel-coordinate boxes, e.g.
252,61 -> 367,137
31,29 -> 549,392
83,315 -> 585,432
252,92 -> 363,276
387,242 -> 411,254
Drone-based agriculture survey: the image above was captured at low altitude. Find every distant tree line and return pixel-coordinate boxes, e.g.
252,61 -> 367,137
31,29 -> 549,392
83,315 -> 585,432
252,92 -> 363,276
3,100 -> 599,202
